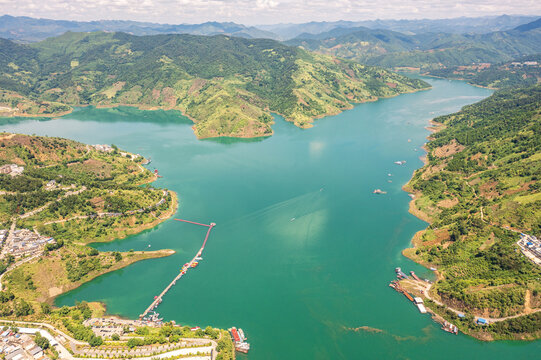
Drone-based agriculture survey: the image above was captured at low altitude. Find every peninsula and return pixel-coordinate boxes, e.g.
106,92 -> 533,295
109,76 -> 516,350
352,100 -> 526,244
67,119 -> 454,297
0,32 -> 430,138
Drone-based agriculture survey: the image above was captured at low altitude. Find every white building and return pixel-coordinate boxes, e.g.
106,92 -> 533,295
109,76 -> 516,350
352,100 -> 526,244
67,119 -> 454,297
0,164 -> 24,177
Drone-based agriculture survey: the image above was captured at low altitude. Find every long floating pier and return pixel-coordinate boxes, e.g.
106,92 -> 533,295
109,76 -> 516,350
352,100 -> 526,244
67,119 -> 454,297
140,219 -> 215,320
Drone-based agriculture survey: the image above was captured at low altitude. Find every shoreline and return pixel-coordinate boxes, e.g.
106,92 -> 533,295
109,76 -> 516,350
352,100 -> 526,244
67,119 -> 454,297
49,156 -> 180,304
420,73 -> 500,90
399,109 -> 540,342
49,249 -> 175,305
1,85 -> 431,140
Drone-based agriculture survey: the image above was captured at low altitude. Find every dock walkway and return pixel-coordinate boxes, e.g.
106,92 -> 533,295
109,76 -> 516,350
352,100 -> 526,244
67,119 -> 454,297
140,219 -> 215,320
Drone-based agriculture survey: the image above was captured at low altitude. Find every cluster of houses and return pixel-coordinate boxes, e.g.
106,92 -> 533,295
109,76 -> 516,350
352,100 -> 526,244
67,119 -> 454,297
0,164 -> 24,177
510,61 -> 539,67
0,328 -> 50,360
94,144 -> 143,160
1,229 -> 55,259
456,63 -> 491,71
93,144 -> 114,152
518,233 -> 541,266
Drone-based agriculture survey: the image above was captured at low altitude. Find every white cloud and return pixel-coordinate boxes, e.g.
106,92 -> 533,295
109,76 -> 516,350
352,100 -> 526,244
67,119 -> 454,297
0,0 -> 539,25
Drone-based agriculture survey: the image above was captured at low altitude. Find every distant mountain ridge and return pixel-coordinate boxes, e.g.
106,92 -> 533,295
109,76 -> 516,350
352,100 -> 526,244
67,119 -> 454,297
514,17 -> 541,32
0,15 -> 279,42
286,18 -> 541,70
1,14 -> 539,43
260,15 -> 541,40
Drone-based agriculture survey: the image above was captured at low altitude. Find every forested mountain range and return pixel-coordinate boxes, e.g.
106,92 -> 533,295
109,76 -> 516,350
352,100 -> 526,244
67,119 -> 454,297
260,15 -> 539,40
286,18 -> 541,70
0,31 -> 429,138
1,14 -> 538,43
0,15 -> 279,42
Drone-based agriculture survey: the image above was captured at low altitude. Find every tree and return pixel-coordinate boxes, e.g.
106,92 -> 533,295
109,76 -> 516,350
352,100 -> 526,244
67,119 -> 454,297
14,299 -> 34,316
34,333 -> 50,349
159,326 -> 173,337
88,335 -> 103,347
40,303 -> 51,314
111,333 -> 120,341
127,338 -> 143,348
135,327 -> 149,335
205,326 -> 219,339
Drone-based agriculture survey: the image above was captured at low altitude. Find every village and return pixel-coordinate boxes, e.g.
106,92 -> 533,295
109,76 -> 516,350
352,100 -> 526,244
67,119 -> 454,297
0,318 -> 218,360
0,229 -> 55,259
0,326 -> 55,360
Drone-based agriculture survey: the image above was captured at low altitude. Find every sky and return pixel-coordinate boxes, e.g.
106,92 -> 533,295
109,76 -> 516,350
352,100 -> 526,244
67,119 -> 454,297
0,0 -> 540,25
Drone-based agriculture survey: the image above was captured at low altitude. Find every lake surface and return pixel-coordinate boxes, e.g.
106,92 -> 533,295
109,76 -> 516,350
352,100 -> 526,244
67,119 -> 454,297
2,78 -> 539,359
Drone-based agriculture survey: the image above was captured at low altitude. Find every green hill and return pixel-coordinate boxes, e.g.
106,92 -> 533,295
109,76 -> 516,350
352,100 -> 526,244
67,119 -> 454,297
404,85 -> 541,340
0,32 -> 429,138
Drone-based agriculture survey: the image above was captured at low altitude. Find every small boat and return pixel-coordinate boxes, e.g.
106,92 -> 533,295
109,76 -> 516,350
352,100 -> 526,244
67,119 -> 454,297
442,321 -> 459,335
290,217 -> 296,221
394,160 -> 407,165
195,257 -> 203,261
238,328 -> 246,341
373,189 -> 387,194
235,342 -> 250,353
148,244 -> 151,248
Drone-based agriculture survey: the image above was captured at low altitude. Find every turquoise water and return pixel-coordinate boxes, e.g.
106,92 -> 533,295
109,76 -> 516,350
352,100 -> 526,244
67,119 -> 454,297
2,78 -> 539,359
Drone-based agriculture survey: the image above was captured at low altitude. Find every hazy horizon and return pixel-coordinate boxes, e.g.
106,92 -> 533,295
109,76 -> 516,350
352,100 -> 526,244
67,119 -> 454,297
0,0 -> 540,26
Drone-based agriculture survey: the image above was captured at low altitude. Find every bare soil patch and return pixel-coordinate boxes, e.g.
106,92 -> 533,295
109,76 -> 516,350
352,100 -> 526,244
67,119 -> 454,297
433,139 -> 464,158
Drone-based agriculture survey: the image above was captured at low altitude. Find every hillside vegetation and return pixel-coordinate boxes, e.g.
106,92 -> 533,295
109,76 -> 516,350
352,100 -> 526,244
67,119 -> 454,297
426,55 -> 541,89
287,19 -> 541,71
0,32 -> 429,138
0,132 -> 177,309
404,85 -> 541,340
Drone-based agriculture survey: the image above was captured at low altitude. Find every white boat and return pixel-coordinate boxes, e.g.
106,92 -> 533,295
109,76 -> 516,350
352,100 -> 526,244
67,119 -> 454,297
238,328 -> 246,341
